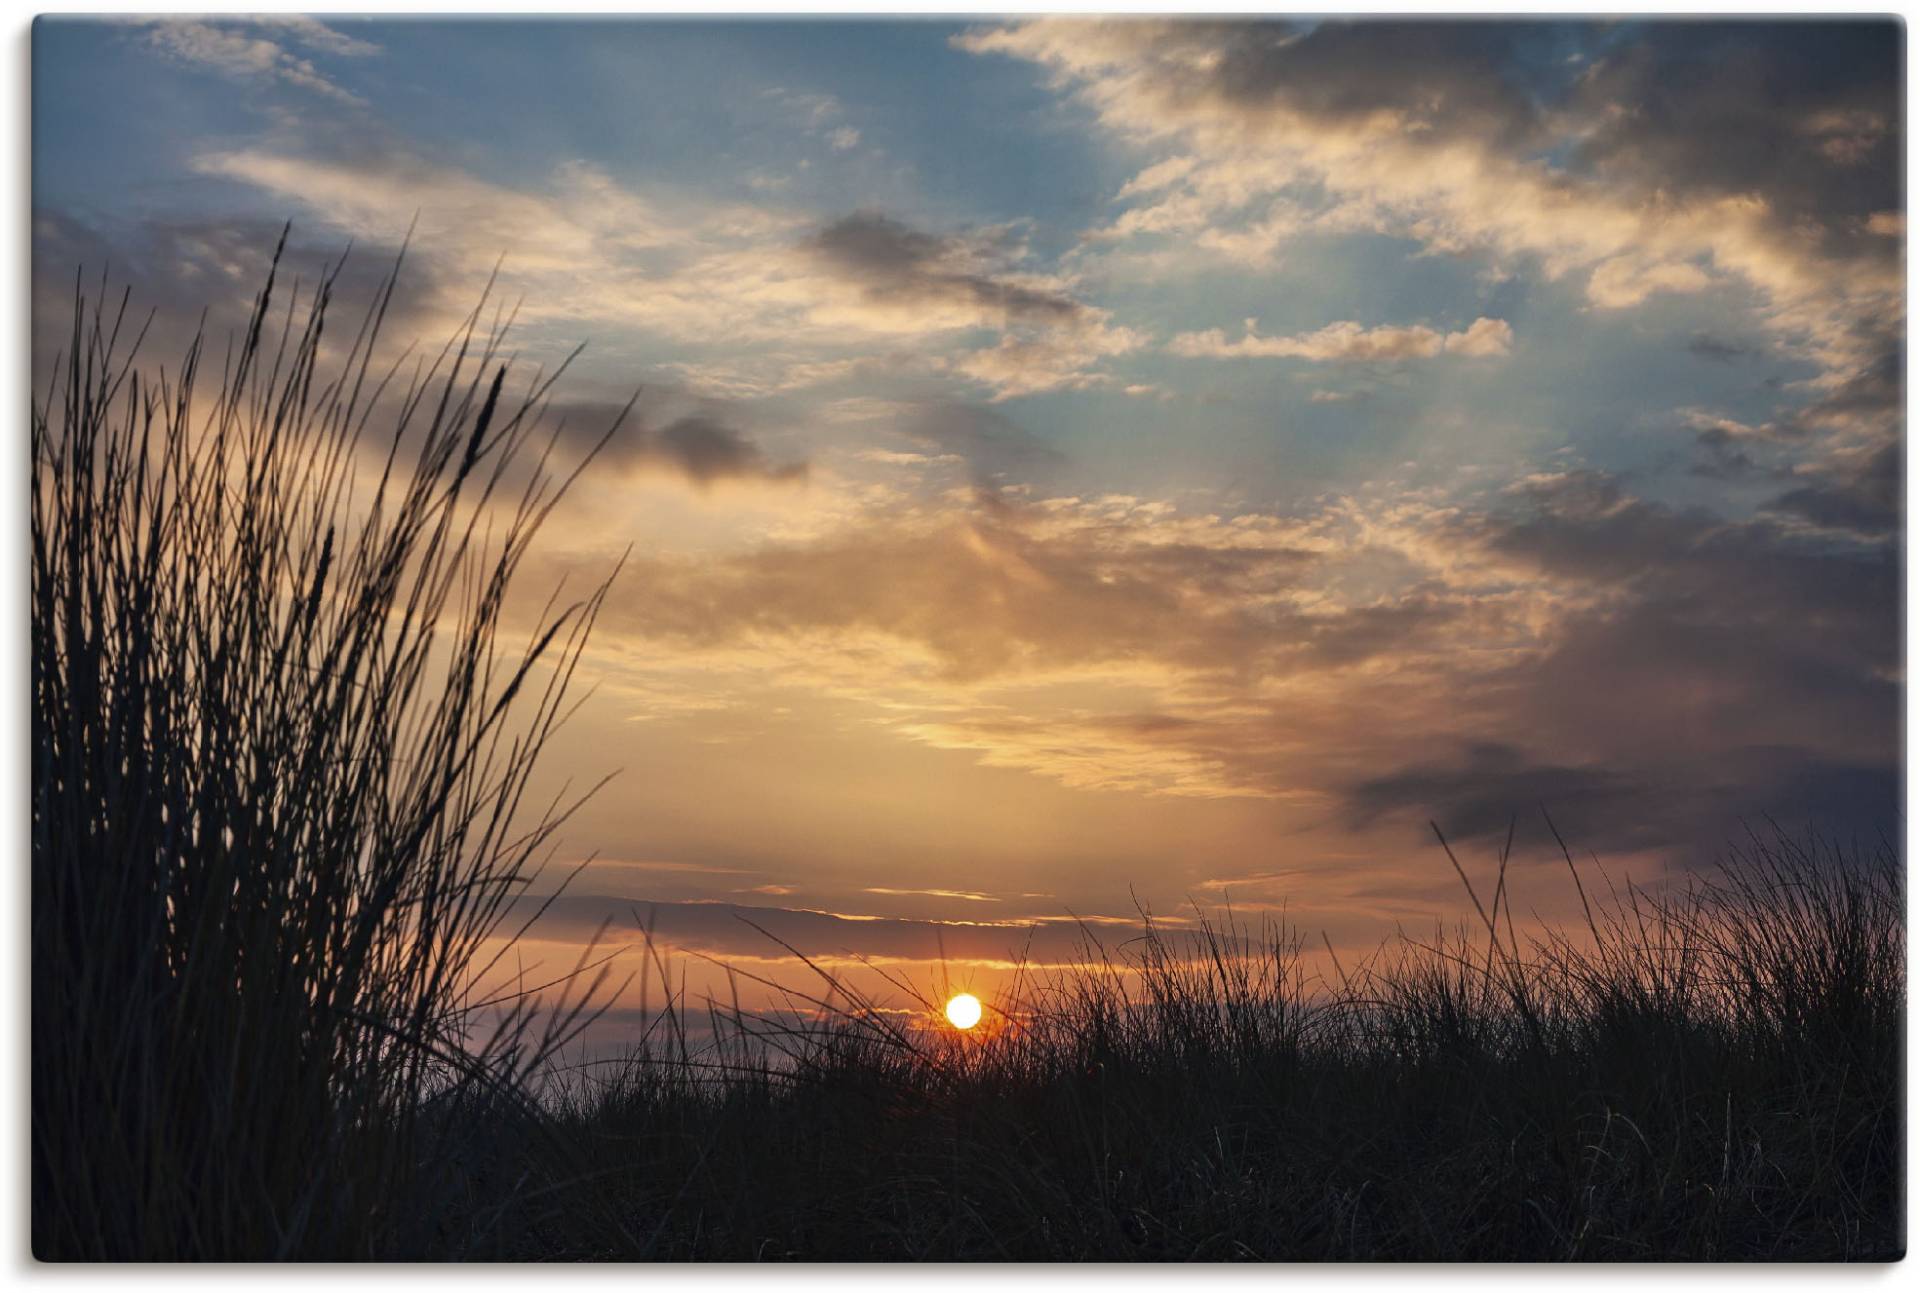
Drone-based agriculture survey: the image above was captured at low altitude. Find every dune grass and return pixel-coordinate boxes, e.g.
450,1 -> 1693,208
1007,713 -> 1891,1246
31,254 -> 1904,1262
519,826 -> 1903,1261
31,242 -> 621,1259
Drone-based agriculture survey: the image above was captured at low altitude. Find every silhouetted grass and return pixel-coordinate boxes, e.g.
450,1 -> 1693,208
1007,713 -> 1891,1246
31,254 -> 1903,1261
521,827 -> 1902,1262
32,242 -> 620,1259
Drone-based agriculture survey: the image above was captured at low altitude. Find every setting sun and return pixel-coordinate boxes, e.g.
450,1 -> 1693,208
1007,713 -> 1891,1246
944,993 -> 982,1030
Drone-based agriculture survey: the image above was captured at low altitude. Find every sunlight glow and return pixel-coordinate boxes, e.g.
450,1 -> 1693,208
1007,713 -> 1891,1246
944,992 -> 982,1030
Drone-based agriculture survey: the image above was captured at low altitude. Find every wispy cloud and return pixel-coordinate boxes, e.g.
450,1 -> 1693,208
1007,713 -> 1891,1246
137,17 -> 375,105
1171,316 -> 1512,363
866,887 -> 1001,903
190,144 -> 1131,400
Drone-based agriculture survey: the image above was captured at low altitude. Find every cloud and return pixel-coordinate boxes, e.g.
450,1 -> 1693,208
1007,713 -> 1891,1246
897,401 -> 1066,487
191,146 -> 689,289
1680,408 -> 1791,446
782,211 -> 1144,396
655,415 -> 807,487
1170,316 -> 1512,362
949,327 -> 1143,399
1443,317 -> 1517,358
537,456 -> 1896,846
764,86 -> 869,155
29,207 -> 458,387
1566,22 -> 1900,265
1312,467 -> 1897,854
527,489 -> 1472,801
576,491 -> 1331,687
963,18 -> 1557,152
1346,743 -> 1644,846
962,18 -> 1900,409
540,399 -> 807,489
136,17 -> 374,105
1686,334 -> 1757,364
865,887 -> 1000,903
1584,257 -> 1714,310
1347,743 -> 1897,857
29,207 -> 810,496
1763,440 -> 1900,540
1414,469 -> 1900,845
247,16 -> 381,59
189,143 -> 1131,399
515,894 -> 1184,968
805,211 -> 1086,332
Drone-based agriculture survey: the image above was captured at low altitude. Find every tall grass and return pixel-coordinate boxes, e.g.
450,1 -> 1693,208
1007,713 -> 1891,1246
530,827 -> 1902,1260
31,241 -> 620,1259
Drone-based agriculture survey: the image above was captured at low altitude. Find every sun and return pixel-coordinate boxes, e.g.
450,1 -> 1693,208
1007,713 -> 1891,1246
944,992 -> 983,1030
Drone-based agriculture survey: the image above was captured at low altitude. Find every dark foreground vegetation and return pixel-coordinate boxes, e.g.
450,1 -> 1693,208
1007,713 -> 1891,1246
530,828 -> 1902,1261
33,256 -> 1904,1261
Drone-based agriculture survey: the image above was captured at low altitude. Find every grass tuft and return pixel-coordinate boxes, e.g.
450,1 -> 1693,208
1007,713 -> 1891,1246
32,244 -> 619,1259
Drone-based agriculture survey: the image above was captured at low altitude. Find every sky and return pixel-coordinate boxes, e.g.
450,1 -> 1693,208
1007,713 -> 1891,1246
31,17 -> 1903,1023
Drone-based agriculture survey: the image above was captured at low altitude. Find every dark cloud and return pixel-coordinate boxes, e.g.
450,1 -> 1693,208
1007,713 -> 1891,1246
1477,471 -> 1896,678
1371,471 -> 1903,852
1687,442 -> 1765,482
1676,411 -> 1803,481
32,206 -> 446,385
1685,327 -> 1900,502
1298,592 -> 1466,667
1686,334 -> 1756,364
1348,743 -> 1898,857
1570,20 -> 1902,259
806,211 -> 1085,327
538,399 -> 807,488
1347,743 -> 1644,848
812,212 -> 947,276
1764,440 -> 1901,541
1140,19 -> 1901,262
657,414 -> 807,487
1785,336 -> 1904,438
1196,18 -> 1582,150
517,895 -> 1222,967
901,401 -> 1065,487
